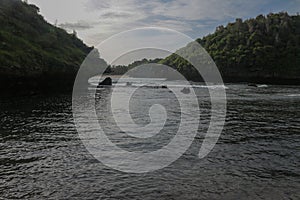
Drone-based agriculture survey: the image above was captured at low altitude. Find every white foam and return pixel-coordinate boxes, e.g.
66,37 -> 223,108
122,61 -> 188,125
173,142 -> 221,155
287,94 -> 300,97
257,84 -> 268,88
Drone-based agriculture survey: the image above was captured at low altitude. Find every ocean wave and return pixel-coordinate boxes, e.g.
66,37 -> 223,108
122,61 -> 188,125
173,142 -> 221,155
287,94 -> 300,97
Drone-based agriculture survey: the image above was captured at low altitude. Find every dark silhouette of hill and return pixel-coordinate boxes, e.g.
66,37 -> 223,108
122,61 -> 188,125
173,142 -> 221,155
112,12 -> 300,84
160,12 -> 300,84
0,0 -> 97,93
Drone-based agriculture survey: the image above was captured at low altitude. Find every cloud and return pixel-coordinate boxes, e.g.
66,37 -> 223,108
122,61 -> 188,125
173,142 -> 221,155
85,0 -> 111,10
151,19 -> 193,32
101,12 -> 133,19
59,21 -> 94,30
147,0 -> 299,21
29,0 -> 300,46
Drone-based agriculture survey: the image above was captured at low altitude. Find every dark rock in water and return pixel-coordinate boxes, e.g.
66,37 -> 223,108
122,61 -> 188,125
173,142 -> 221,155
126,82 -> 132,86
181,87 -> 191,94
97,77 -> 112,87
140,85 -> 168,89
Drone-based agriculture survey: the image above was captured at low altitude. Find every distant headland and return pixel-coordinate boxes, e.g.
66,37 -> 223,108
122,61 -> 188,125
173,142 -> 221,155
111,12 -> 300,85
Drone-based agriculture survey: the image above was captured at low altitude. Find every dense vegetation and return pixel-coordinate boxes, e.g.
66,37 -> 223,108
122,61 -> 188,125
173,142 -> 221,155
0,0 -> 93,92
164,12 -> 300,83
109,58 -> 163,75
115,12 -> 300,84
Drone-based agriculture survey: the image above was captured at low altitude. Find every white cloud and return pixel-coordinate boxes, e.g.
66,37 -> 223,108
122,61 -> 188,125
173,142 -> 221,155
59,21 -> 94,30
96,28 -> 193,65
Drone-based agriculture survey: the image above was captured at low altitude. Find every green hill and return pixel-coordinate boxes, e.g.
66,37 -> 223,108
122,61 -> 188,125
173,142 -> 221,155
0,0 -> 94,93
160,12 -> 300,84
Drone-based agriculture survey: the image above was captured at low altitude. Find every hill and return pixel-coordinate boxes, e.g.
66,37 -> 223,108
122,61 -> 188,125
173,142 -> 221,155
160,12 -> 300,84
0,0 -> 94,93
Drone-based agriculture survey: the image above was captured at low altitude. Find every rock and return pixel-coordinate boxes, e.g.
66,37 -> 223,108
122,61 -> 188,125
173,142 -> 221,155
97,77 -> 112,87
181,87 -> 191,94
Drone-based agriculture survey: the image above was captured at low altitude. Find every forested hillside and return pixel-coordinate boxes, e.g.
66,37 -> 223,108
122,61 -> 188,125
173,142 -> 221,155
161,12 -> 300,84
0,0 -> 93,92
113,13 -> 300,84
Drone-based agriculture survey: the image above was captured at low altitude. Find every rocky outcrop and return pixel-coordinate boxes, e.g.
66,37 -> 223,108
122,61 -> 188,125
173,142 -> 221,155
97,77 -> 112,87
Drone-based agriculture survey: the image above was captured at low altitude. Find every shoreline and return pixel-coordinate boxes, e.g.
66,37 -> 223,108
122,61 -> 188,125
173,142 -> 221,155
1,77 -> 300,97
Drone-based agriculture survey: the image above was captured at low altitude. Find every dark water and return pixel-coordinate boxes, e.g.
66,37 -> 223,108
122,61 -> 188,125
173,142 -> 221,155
0,84 -> 299,199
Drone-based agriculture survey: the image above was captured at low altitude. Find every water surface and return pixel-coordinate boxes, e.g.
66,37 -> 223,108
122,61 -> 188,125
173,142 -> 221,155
0,83 -> 299,199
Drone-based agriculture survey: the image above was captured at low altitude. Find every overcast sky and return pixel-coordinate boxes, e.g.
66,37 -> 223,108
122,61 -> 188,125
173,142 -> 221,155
27,0 -> 299,46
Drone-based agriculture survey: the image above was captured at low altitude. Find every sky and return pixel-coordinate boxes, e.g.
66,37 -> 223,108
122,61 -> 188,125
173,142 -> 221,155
26,0 -> 299,64
28,0 -> 300,65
